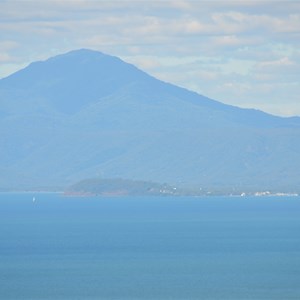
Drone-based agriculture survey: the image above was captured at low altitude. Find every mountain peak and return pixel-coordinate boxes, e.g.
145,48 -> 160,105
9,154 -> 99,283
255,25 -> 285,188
46,48 -> 111,63
1,48 -> 152,114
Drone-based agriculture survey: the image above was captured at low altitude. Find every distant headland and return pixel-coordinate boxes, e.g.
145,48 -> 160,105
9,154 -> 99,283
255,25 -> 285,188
65,178 -> 299,197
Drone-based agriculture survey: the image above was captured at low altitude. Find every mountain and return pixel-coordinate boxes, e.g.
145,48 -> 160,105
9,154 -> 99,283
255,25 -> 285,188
1,49 -> 300,192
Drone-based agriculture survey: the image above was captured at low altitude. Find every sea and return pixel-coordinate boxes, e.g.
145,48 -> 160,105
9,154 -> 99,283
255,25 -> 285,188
0,193 -> 299,300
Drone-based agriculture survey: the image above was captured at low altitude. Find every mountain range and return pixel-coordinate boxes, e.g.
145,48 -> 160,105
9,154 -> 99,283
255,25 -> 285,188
1,49 -> 300,192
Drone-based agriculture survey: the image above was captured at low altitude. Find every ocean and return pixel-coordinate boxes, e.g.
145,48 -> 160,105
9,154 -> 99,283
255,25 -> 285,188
0,193 -> 299,299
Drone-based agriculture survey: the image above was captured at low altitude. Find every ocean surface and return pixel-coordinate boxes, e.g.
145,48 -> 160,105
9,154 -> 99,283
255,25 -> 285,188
0,193 -> 299,300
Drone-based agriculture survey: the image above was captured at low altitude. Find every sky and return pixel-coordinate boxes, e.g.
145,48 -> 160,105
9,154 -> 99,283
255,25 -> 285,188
0,0 -> 299,117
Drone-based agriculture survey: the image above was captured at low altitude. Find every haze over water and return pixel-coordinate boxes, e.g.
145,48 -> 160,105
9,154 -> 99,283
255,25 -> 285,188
0,193 -> 300,299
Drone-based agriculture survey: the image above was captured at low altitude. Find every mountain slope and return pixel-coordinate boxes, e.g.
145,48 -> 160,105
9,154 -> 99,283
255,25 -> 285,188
1,49 -> 300,192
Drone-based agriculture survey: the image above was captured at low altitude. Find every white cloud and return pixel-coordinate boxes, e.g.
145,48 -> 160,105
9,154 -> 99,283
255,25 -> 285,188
253,56 -> 299,83
0,53 -> 12,63
0,40 -> 19,50
257,57 -> 294,68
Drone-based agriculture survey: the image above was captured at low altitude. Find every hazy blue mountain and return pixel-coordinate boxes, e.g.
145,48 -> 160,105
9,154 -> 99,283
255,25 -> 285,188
1,49 -> 300,192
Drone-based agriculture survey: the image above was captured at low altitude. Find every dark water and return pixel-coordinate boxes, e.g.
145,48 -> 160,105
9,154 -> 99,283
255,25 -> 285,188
0,193 -> 299,299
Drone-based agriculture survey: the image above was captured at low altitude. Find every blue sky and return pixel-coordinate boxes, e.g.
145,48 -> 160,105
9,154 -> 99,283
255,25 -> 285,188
1,0 -> 299,116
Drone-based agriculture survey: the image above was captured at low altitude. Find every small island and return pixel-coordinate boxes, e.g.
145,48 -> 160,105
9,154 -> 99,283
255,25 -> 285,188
65,178 -> 179,197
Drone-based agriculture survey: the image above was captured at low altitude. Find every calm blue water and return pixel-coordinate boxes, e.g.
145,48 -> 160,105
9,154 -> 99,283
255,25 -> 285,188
0,193 -> 299,299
